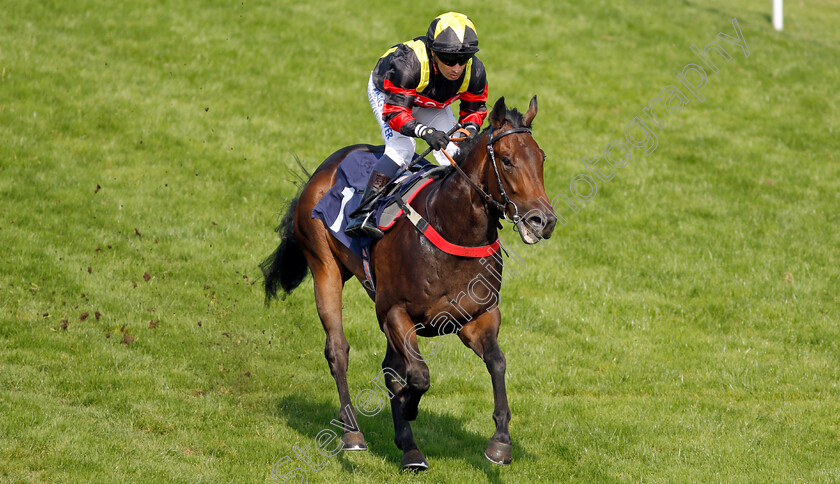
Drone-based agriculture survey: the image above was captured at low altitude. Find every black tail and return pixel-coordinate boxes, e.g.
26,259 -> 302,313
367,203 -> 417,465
260,195 -> 310,304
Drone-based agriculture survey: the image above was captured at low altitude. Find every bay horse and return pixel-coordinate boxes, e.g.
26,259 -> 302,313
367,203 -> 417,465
261,96 -> 556,470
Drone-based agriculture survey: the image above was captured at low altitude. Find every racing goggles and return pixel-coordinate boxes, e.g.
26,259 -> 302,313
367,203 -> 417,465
435,52 -> 473,66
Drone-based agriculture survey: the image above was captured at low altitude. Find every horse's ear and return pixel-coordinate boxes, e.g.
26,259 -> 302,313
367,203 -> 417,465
489,97 -> 507,128
523,95 -> 538,127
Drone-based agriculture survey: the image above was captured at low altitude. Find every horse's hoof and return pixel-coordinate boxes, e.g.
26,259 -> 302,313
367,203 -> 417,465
401,448 -> 429,471
341,431 -> 367,451
484,440 -> 512,465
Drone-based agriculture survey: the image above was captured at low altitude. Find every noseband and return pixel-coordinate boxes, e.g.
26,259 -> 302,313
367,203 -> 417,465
448,126 -> 533,224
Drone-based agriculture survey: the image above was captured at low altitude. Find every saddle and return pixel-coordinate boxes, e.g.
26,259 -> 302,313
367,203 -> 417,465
373,164 -> 452,231
311,149 -> 452,258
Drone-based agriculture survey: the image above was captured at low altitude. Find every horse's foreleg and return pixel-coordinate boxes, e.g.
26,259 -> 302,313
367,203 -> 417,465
380,345 -> 428,469
310,263 -> 367,451
459,308 -> 512,465
383,306 -> 430,421
382,307 -> 430,470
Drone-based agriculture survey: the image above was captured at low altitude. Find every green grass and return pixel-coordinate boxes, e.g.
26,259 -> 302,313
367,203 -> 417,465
2,0 -> 839,482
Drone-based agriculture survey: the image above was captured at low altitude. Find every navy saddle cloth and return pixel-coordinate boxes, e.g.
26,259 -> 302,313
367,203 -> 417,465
311,149 -> 443,259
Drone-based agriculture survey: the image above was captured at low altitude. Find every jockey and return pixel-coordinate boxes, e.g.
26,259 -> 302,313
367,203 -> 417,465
345,12 -> 489,239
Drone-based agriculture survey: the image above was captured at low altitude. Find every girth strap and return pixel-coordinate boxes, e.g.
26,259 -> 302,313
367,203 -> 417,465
394,192 -> 500,258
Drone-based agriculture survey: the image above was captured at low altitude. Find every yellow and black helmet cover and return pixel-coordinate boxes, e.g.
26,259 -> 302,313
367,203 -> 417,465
426,12 -> 479,54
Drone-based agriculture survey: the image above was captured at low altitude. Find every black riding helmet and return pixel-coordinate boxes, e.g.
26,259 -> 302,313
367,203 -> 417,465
426,12 -> 479,54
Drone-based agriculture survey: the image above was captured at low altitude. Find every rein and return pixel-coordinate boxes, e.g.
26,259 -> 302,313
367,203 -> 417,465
390,126 -> 533,258
441,126 -> 533,224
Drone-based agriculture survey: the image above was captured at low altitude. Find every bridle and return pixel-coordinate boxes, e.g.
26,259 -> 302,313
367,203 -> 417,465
443,125 -> 533,225
394,124 -> 538,258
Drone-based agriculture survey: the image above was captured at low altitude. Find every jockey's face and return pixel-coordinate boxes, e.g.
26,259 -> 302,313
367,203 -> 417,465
433,53 -> 467,81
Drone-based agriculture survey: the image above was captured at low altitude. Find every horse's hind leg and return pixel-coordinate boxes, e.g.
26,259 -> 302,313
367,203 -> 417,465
458,308 -> 512,465
308,260 -> 367,450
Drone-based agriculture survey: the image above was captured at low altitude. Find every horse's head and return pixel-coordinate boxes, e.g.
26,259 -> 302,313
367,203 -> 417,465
483,96 -> 557,244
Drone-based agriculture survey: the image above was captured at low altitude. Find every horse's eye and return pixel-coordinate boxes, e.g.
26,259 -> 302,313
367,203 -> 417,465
501,157 -> 512,167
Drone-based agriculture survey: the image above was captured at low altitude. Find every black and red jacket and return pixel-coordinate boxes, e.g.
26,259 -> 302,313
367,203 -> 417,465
372,36 -> 488,136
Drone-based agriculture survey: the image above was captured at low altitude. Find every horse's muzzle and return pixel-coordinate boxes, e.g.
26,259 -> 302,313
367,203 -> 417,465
514,210 -> 556,244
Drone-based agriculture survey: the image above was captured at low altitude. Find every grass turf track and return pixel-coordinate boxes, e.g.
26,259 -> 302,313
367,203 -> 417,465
1,0 -> 839,482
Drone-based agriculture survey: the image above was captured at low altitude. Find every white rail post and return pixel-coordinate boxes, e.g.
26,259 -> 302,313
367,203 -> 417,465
773,0 -> 783,31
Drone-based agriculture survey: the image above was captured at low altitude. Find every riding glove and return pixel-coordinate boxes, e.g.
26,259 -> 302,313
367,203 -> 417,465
463,122 -> 480,139
418,126 -> 449,150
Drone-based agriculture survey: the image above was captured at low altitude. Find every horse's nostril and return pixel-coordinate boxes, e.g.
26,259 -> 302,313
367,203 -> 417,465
527,215 -> 545,230
523,210 -> 557,239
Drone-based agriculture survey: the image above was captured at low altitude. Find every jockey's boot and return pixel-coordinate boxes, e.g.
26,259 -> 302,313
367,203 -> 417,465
345,171 -> 393,239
